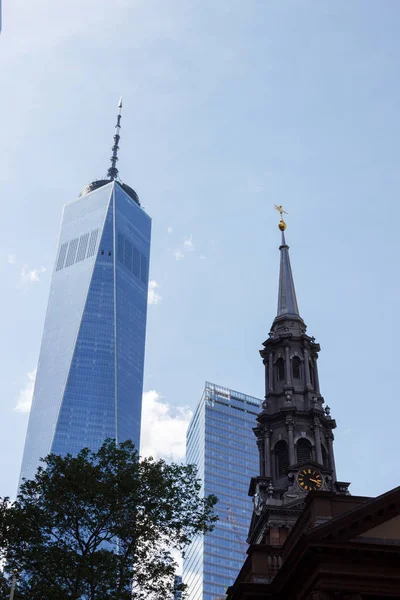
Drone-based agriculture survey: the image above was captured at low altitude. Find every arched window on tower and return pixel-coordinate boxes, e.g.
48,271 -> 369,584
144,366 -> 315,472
275,440 -> 289,477
309,360 -> 315,387
276,358 -> 285,382
292,356 -> 301,379
297,438 -> 312,464
321,444 -> 329,468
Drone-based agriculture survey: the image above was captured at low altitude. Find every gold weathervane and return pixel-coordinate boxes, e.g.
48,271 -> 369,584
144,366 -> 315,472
274,204 -> 288,231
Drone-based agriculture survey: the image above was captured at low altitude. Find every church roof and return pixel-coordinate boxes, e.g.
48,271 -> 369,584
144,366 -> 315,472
227,486 -> 400,600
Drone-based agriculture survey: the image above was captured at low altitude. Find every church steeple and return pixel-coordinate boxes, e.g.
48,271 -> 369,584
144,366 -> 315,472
274,205 -> 300,319
277,230 -> 300,318
247,208 -> 350,546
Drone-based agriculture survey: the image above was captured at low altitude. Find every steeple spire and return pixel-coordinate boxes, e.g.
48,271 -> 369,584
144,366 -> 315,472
107,97 -> 122,181
273,205 -> 300,318
277,230 -> 300,317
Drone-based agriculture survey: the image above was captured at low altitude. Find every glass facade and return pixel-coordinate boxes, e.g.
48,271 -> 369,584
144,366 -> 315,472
183,382 -> 262,600
19,181 -> 151,484
173,575 -> 182,600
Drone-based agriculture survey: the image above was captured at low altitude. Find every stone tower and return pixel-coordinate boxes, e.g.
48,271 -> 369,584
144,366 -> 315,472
248,213 -> 350,546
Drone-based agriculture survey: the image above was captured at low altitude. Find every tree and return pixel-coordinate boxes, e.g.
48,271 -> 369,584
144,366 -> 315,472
0,440 -> 217,600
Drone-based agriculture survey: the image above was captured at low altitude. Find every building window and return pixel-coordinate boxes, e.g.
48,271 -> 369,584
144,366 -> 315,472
297,438 -> 312,464
321,444 -> 329,468
292,356 -> 301,379
275,440 -> 289,476
276,358 -> 285,382
309,361 -> 315,387
116,231 -> 148,286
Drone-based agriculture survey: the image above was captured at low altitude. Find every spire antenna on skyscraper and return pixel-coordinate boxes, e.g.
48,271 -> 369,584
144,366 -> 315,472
79,98 -> 140,205
107,97 -> 123,181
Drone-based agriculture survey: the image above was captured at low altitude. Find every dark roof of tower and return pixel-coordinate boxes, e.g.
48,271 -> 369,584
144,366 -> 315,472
79,98 -> 140,206
79,179 -> 140,205
277,230 -> 300,318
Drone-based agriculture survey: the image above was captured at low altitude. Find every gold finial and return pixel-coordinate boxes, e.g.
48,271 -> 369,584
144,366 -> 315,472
274,204 -> 288,231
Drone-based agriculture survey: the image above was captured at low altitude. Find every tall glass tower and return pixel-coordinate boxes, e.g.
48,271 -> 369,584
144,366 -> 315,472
19,101 -> 151,485
183,382 -> 262,600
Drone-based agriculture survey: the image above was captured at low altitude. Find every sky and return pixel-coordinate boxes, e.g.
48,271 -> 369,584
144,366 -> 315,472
1,0 -> 400,500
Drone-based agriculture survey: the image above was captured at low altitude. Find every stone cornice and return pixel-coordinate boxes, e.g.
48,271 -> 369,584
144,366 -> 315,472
261,332 -> 321,351
257,408 -> 337,428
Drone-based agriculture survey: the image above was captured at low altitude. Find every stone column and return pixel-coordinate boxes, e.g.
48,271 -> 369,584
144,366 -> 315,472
263,358 -> 269,398
264,429 -> 272,478
286,418 -> 295,465
257,439 -> 264,476
313,356 -> 321,393
268,352 -> 274,392
303,347 -> 311,387
326,432 -> 336,482
313,417 -> 323,465
284,342 -> 291,386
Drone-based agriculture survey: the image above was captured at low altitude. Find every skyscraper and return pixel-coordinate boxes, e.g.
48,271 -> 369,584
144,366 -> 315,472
19,100 -> 151,485
183,382 -> 262,600
173,575 -> 182,600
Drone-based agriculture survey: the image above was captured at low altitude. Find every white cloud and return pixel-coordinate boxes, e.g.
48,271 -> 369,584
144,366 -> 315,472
15,369 -> 37,413
7,253 -> 16,265
148,280 -> 162,305
171,249 -> 184,261
20,266 -> 46,284
167,227 -> 173,234
140,391 -> 192,462
169,235 -> 197,261
183,234 -> 195,251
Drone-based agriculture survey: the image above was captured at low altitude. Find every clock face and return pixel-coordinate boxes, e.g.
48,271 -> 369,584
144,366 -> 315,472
297,468 -> 323,491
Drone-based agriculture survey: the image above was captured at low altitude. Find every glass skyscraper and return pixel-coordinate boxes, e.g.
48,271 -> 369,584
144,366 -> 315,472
173,575 -> 183,600
19,103 -> 151,485
183,382 -> 262,600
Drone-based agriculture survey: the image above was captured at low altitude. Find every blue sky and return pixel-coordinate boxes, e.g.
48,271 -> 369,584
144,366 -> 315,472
1,0 -> 400,499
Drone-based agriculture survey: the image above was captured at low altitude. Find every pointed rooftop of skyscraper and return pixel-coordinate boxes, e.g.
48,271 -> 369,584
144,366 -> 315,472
274,205 -> 300,320
80,98 -> 140,205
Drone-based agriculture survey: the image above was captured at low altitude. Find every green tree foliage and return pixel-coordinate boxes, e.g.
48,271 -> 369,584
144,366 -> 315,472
0,440 -> 217,600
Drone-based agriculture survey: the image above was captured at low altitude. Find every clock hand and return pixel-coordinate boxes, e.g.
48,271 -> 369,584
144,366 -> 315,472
309,478 -> 321,484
